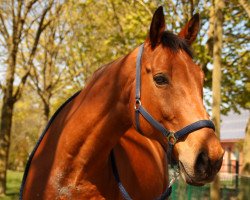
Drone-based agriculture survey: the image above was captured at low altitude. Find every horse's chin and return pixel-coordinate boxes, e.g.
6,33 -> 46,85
179,161 -> 205,186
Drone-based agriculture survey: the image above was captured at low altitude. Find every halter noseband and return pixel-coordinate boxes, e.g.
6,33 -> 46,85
134,44 -> 215,162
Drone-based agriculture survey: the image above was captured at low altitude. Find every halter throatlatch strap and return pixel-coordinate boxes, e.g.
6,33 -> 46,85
111,150 -> 132,200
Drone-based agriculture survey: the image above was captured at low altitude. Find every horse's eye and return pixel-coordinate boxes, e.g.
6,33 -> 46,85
153,74 -> 169,85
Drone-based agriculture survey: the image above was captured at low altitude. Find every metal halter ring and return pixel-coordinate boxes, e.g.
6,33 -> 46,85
167,131 -> 177,145
134,99 -> 141,110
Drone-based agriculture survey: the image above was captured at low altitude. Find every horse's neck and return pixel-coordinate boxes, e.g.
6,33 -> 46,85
49,52 -> 136,182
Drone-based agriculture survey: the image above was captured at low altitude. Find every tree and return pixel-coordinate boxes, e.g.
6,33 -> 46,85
0,0 -> 55,194
64,0 -> 158,86
210,0 -> 225,199
218,0 -> 250,114
0,0 -> 248,196
238,116 -> 250,200
28,5 -> 67,126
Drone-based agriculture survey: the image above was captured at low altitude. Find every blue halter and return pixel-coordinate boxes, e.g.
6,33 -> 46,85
134,44 -> 215,161
112,44 -> 215,199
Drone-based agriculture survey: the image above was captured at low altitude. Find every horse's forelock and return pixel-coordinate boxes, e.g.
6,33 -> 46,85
161,31 -> 193,58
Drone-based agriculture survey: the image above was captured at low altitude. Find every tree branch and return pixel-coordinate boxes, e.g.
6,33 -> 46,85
12,70 -> 30,102
13,0 -> 55,100
0,12 -> 9,40
135,0 -> 153,16
239,0 -> 250,18
16,0 -> 39,45
189,0 -> 194,16
228,51 -> 248,67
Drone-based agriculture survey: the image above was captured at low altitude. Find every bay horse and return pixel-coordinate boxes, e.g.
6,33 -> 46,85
20,6 -> 224,200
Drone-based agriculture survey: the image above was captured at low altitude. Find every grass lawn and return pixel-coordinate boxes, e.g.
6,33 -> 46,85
0,170 -> 23,200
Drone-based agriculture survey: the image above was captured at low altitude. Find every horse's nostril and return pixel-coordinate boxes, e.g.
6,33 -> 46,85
195,151 -> 224,178
195,151 -> 209,174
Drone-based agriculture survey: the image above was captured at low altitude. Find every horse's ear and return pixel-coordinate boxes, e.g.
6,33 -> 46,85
178,13 -> 200,45
148,6 -> 165,49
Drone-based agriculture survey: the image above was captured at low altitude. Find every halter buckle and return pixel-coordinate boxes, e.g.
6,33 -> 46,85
167,132 -> 177,145
134,99 -> 141,110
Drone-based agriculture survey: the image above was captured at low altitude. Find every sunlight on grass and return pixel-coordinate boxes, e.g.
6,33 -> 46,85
0,170 -> 23,200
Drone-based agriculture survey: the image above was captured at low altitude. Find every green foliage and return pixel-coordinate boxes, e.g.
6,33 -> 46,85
220,1 -> 250,113
1,0 -> 248,170
64,0 -> 249,114
63,0 -> 158,86
9,87 -> 44,171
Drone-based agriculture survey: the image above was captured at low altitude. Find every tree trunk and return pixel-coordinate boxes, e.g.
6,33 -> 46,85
210,0 -> 224,199
0,55 -> 16,194
238,116 -> 250,200
0,0 -> 59,194
43,101 -> 50,124
41,98 -> 50,130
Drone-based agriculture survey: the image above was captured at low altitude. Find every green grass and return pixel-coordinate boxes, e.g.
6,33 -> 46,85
0,170 -> 23,200
0,170 -> 249,200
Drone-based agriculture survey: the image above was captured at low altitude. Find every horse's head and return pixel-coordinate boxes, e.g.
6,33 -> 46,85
129,7 -> 224,186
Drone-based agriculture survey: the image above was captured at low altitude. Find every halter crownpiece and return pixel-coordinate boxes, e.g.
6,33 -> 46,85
134,44 -> 215,160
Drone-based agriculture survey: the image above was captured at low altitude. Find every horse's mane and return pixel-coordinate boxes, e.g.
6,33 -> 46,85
161,31 -> 193,58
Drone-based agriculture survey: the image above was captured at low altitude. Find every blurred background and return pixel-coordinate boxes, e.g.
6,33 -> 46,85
0,0 -> 249,199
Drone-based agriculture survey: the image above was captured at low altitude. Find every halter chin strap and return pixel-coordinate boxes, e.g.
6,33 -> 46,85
134,44 -> 215,162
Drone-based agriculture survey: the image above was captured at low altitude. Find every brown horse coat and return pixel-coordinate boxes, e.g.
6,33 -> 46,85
21,6 -> 224,200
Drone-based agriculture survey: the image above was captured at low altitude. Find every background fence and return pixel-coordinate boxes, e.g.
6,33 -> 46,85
170,173 -> 250,200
